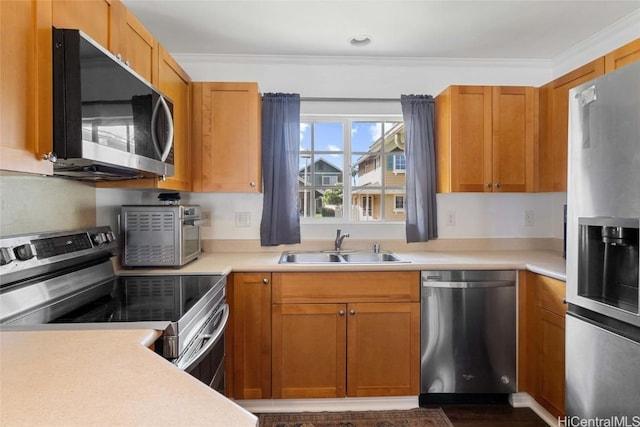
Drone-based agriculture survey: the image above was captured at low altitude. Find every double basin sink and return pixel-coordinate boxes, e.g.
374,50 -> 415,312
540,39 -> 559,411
279,250 -> 409,264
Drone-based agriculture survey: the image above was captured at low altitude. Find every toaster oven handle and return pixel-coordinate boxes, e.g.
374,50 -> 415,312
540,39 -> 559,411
184,219 -> 207,227
151,95 -> 174,162
175,304 -> 229,372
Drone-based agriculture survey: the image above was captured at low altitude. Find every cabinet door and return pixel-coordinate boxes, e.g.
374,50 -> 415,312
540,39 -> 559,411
539,59 -> 604,192
604,38 -> 640,72
272,303 -> 346,398
192,82 -> 262,192
491,86 -> 536,192
536,307 -> 565,417
0,0 -> 53,175
156,46 -> 191,191
437,86 -> 492,192
114,7 -> 158,84
346,302 -> 420,397
51,0 -> 115,50
229,273 -> 271,399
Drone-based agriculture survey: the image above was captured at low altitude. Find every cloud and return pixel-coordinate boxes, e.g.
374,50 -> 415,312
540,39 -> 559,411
369,123 -> 382,141
327,144 -> 341,152
300,123 -> 310,141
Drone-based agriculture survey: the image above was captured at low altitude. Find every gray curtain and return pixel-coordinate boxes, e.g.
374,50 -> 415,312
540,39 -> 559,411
260,93 -> 301,246
401,95 -> 438,242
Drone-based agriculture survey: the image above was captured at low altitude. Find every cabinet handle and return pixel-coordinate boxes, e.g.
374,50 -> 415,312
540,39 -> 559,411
349,309 -> 356,315
339,310 -> 345,316
262,278 -> 269,285
486,183 -> 492,188
495,183 -> 501,189
249,182 -> 256,187
562,298 -> 567,305
42,152 -> 57,163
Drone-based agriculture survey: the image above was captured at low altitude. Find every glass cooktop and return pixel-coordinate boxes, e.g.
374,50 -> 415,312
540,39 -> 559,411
51,275 -> 224,324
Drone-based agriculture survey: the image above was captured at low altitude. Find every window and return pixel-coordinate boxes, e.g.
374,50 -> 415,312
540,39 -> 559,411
393,154 -> 406,173
394,195 -> 405,213
298,118 -> 405,222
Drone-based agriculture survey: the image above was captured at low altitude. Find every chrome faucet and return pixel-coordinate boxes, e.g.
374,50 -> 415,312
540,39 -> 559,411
334,229 -> 350,252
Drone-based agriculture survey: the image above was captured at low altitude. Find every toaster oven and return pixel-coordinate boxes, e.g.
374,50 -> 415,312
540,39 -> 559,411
121,205 -> 203,268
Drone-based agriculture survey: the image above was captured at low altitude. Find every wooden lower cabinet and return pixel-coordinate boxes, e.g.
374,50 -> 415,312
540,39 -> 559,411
272,303 -> 347,398
227,272 -> 272,399
518,271 -> 567,417
271,272 -> 420,399
536,306 -> 565,416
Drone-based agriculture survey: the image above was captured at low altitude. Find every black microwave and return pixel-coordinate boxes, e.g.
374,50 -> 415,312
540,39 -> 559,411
52,28 -> 174,181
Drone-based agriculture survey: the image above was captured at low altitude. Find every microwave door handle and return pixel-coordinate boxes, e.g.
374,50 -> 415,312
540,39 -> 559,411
158,96 -> 174,162
150,97 -> 164,159
150,96 -> 174,162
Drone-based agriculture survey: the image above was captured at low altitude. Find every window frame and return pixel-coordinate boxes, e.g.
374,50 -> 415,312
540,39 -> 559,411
299,115 -> 405,224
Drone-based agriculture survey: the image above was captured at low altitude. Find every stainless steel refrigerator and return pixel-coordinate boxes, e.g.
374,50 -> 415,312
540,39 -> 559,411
566,60 -> 640,418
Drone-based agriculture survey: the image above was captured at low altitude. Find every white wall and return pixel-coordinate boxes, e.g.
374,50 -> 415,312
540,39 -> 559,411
0,173 -> 96,236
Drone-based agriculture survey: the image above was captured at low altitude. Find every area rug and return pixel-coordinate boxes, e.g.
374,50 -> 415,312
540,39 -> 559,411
258,407 -> 454,427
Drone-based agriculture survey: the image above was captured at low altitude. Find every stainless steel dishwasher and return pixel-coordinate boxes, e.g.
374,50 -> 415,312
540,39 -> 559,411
420,270 -> 516,403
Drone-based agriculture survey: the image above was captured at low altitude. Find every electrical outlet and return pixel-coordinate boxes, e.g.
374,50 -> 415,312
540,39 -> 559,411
235,212 -> 251,227
447,211 -> 456,226
202,211 -> 211,227
524,210 -> 535,226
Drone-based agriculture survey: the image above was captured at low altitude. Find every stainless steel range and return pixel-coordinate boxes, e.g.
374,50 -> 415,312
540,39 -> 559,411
0,226 -> 227,393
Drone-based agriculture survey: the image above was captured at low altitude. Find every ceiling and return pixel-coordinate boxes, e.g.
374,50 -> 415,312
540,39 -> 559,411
121,0 -> 640,60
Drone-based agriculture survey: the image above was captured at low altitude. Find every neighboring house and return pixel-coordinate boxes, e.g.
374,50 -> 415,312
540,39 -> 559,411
351,123 -> 406,221
299,158 -> 343,217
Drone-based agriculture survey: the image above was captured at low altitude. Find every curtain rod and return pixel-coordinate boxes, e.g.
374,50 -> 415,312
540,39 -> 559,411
300,96 -> 400,103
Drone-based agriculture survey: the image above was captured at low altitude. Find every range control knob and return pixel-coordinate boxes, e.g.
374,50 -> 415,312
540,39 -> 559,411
0,247 -> 16,265
92,233 -> 107,245
105,231 -> 116,243
13,244 -> 35,261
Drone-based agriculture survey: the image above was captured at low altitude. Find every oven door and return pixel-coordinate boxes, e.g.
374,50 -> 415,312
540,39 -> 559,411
174,303 -> 228,393
180,221 -> 202,265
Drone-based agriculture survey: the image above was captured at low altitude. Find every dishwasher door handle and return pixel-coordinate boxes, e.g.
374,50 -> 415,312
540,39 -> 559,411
422,280 -> 514,289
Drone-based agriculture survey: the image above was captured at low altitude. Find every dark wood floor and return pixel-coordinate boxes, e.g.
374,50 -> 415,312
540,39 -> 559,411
429,404 -> 549,427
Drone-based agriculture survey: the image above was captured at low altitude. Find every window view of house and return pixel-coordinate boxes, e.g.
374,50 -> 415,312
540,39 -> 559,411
299,119 -> 405,222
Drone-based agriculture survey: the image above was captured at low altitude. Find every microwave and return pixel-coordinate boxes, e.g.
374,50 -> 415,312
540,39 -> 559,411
120,205 -> 203,268
52,28 -> 174,181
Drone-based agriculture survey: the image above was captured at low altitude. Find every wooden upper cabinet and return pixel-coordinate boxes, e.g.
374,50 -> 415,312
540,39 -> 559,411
538,58 -> 605,192
436,85 -> 536,193
491,86 -> 536,192
155,46 -> 191,191
51,0 -> 116,50
192,82 -> 262,192
111,4 -> 158,84
0,0 -> 53,175
604,37 -> 640,72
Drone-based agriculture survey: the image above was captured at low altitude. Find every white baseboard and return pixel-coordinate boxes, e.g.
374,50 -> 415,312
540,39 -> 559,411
510,392 -> 557,427
236,393 -> 557,426
235,396 -> 419,413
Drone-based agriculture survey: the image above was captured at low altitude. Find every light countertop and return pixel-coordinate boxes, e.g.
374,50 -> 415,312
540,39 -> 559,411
1,248 -> 565,426
119,249 -> 566,282
0,329 -> 258,427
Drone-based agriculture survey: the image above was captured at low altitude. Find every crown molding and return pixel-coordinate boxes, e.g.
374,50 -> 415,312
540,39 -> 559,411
552,9 -> 640,78
173,52 -> 550,70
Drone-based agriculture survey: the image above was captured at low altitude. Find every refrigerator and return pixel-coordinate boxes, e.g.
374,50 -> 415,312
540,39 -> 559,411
565,60 -> 640,417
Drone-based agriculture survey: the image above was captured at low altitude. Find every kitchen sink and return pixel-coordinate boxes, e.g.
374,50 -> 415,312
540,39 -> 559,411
279,252 -> 343,263
278,251 -> 409,264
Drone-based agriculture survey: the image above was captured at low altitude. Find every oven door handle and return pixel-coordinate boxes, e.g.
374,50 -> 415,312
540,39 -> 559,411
175,303 -> 229,372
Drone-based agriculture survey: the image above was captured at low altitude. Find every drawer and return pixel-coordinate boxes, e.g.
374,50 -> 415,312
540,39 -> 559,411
272,272 -> 420,304
535,274 -> 567,316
